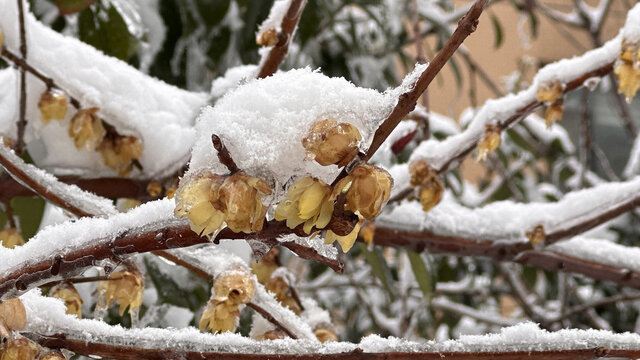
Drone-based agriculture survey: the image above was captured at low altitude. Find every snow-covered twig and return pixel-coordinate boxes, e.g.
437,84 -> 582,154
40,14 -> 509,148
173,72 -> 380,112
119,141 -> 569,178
15,0 -> 27,154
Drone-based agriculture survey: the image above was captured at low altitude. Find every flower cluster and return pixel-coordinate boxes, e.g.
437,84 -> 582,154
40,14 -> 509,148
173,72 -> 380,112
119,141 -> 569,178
615,41 -> 640,102
97,270 -> 144,316
536,82 -> 565,128
409,160 -> 443,212
199,269 -> 256,333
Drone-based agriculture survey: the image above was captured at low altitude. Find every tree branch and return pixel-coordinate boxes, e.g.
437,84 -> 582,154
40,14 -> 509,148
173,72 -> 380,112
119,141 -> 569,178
15,0 -> 27,154
256,0 -> 307,79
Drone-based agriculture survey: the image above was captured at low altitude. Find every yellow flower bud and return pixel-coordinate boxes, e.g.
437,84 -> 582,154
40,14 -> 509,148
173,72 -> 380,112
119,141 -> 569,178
409,160 -> 436,187
50,282 -> 83,318
146,181 -> 163,197
174,174 -> 226,237
544,100 -> 564,128
0,229 -> 24,249
68,108 -> 105,151
38,90 -> 68,124
325,218 -> 362,252
214,269 -> 255,306
336,163 -> 393,220
97,136 -> 143,176
0,338 -> 39,360
217,173 -> 272,233
199,299 -> 239,333
275,177 -> 334,234
314,328 -> 338,343
256,329 -> 286,340
251,248 -> 279,284
38,352 -> 66,360
615,60 -> 640,102
302,118 -> 362,167
257,28 -> 278,46
526,225 -> 546,246
418,177 -> 443,212
477,124 -> 501,161
264,276 -> 301,315
536,82 -> 564,103
165,186 -> 177,199
0,299 -> 26,332
360,222 -> 375,245
97,270 -> 144,316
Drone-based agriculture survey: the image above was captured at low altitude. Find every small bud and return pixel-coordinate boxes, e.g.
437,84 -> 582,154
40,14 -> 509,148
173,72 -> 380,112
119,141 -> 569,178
476,124 -> 501,161
336,163 -> 393,220
199,299 -> 239,333
217,173 -> 272,233
264,275 -> 301,315
325,217 -> 363,252
257,28 -> 278,47
0,229 -> 24,249
165,186 -> 177,199
274,177 -> 334,234
97,270 -> 144,316
250,248 -> 279,284
50,282 -> 83,318
97,136 -> 143,176
0,337 -> 39,360
214,269 -> 256,306
146,181 -> 163,197
544,100 -> 564,128
418,177 -> 443,212
38,90 -> 68,124
314,328 -> 338,343
614,44 -> 640,102
409,160 -> 436,187
536,82 -> 564,103
526,225 -> 546,246
68,108 -> 105,151
0,299 -> 26,332
174,174 -> 226,237
116,198 -> 141,212
302,118 -> 362,167
360,222 -> 375,245
256,329 -> 286,340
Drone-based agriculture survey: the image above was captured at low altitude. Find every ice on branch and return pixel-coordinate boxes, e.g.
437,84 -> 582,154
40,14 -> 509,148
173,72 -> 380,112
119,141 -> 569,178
189,66 -> 424,195
377,176 -> 640,242
0,0 -> 208,178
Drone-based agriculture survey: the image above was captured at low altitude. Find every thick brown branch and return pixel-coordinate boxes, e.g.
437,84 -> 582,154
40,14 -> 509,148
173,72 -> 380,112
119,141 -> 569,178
256,0 -> 307,79
363,0 -> 488,161
24,333 -> 640,360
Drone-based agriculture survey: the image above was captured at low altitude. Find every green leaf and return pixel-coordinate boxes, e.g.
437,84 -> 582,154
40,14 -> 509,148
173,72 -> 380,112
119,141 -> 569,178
55,0 -> 98,15
489,12 -> 503,49
144,257 -> 210,311
407,251 -> 433,301
78,1 -> 136,61
360,243 -> 397,300
197,0 -> 231,27
11,196 -> 45,239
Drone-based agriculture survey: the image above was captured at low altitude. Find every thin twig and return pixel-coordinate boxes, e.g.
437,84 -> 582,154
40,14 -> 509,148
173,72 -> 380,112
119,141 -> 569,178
212,134 -> 239,174
15,0 -> 27,154
247,302 -> 298,339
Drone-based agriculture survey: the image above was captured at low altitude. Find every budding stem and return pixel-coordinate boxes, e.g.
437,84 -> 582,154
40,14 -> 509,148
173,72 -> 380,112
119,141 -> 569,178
211,134 -> 240,174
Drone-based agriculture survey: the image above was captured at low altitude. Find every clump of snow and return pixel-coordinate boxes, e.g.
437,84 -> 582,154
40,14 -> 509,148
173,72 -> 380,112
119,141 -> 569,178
189,65 -> 425,195
549,237 -> 640,273
622,3 -> 640,43
256,0 -> 293,39
210,65 -> 258,99
0,69 -> 18,139
0,0 -> 207,178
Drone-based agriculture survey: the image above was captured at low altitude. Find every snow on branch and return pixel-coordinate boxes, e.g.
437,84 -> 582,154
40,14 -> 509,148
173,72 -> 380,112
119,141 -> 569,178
19,291 -> 640,359
0,0 -> 207,178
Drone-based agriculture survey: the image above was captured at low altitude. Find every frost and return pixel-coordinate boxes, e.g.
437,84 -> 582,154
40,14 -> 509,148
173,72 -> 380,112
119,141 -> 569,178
210,65 -> 258,99
278,234 -> 338,261
0,0 -> 208,178
256,0 -> 292,38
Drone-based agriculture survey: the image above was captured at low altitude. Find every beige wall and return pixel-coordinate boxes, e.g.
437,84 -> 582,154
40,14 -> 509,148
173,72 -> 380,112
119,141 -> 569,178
413,0 -> 632,118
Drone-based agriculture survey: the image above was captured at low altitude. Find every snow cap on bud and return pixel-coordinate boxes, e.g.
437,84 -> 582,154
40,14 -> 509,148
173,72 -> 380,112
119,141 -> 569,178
335,163 -> 393,220
302,118 -> 362,167
325,217 -> 363,252
50,282 -> 83,318
217,173 -> 272,233
68,108 -> 105,151
97,135 -> 143,176
476,124 -> 501,161
257,28 -> 278,47
38,90 -> 68,124
0,229 -> 24,249
0,298 -> 26,332
275,177 -> 334,234
0,337 -> 40,360
174,174 -> 226,237
536,82 -> 564,103
97,270 -> 144,316
214,268 -> 256,306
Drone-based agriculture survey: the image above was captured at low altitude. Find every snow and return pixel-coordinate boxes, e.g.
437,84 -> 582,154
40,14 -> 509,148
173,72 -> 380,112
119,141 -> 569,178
256,0 -> 292,39
210,65 -> 258,99
188,65 -> 426,198
278,234 -> 338,261
0,0 -> 208,178
377,176 -> 640,242
0,198 -> 181,299
549,237 -> 640,273
19,290 -> 640,354
0,143 -> 117,217
622,3 -> 640,43
0,69 -> 18,139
